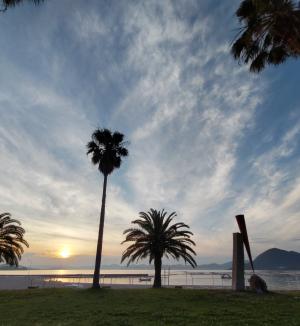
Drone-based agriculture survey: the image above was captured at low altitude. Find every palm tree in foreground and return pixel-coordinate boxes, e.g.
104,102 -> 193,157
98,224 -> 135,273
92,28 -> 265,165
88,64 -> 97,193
121,209 -> 197,288
0,213 -> 29,266
87,128 -> 128,289
232,0 -> 300,72
0,0 -> 43,12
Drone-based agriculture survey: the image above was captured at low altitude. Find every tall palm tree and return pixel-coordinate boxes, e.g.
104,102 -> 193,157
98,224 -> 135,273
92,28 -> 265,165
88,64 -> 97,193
0,0 -> 43,12
0,213 -> 29,266
87,128 -> 128,289
231,0 -> 300,72
121,209 -> 197,288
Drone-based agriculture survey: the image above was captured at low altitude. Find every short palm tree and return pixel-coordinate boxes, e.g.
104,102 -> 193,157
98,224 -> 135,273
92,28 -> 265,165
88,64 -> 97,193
232,0 -> 300,72
0,213 -> 29,266
87,128 -> 128,289
121,209 -> 197,288
0,0 -> 43,12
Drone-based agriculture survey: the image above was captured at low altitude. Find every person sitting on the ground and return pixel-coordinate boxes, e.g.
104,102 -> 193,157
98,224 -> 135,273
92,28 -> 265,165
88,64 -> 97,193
249,274 -> 268,293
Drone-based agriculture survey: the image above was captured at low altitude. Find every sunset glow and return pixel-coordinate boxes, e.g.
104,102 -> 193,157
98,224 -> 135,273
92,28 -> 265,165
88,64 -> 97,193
59,247 -> 71,259
0,0 -> 299,268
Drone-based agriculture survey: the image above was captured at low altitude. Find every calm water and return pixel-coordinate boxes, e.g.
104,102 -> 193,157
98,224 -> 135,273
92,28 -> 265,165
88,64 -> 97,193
0,269 -> 299,290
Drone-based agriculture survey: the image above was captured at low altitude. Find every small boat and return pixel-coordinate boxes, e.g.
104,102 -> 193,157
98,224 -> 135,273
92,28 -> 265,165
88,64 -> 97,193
221,273 -> 232,280
139,277 -> 151,282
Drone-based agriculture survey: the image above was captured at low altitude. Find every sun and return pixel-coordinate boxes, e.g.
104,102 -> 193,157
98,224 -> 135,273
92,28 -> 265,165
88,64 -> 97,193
59,247 -> 71,259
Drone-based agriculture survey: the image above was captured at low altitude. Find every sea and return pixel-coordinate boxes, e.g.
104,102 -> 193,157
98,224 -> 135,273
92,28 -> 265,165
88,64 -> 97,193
0,269 -> 299,290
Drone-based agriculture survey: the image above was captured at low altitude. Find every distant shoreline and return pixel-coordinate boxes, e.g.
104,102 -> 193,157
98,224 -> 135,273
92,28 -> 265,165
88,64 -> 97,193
2,268 -> 300,292
2,266 -> 300,271
1,247 -> 299,271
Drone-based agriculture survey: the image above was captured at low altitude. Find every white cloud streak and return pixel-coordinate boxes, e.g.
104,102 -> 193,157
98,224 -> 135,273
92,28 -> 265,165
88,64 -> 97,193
0,0 -> 299,266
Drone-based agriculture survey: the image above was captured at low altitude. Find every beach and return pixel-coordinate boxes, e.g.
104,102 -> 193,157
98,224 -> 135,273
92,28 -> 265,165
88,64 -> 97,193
0,275 -> 154,290
1,269 -> 299,290
0,275 -> 226,290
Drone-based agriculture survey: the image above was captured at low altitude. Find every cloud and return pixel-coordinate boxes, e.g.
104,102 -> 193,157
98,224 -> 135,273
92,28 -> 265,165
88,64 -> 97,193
0,0 -> 299,267
114,1 -> 264,225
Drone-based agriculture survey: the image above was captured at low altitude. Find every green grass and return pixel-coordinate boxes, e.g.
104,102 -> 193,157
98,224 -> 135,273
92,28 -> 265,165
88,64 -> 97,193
0,288 -> 299,326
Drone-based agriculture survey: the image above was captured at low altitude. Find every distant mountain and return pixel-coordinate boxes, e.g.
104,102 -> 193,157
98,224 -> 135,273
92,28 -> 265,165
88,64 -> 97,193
27,263 -> 232,271
253,248 -> 300,270
101,262 -> 232,270
195,248 -> 300,271
0,264 -> 28,270
20,248 -> 300,271
195,262 -> 232,270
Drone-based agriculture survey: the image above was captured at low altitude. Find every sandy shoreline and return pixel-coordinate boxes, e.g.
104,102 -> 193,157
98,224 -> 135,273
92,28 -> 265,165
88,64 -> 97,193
0,275 -> 232,290
0,276 -> 153,290
0,276 -> 44,290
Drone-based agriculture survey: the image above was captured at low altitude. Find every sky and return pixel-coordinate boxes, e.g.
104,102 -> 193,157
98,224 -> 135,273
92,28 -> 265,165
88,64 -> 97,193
0,0 -> 299,268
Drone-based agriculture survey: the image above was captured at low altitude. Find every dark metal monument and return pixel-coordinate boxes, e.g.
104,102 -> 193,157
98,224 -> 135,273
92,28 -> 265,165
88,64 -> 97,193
232,214 -> 253,290
232,214 -> 267,293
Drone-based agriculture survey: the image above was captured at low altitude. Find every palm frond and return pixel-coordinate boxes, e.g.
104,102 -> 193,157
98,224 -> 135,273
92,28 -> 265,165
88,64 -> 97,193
87,128 -> 129,175
0,0 -> 43,12
232,0 -> 300,72
0,213 -> 29,266
112,132 -> 124,145
121,209 -> 197,268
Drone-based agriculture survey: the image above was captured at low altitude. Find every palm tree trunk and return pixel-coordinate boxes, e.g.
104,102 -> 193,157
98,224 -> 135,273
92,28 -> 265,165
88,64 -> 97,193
153,255 -> 162,288
92,174 -> 108,289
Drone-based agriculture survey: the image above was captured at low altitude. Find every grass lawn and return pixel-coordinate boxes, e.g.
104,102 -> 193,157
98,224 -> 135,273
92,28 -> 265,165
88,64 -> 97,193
0,288 -> 299,326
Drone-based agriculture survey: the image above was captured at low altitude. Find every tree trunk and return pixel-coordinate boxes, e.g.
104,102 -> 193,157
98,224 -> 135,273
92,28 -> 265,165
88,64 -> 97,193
92,174 -> 108,289
153,255 -> 162,288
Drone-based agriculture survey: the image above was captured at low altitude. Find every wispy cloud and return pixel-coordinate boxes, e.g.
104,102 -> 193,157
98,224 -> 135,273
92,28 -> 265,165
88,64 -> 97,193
0,0 -> 299,266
